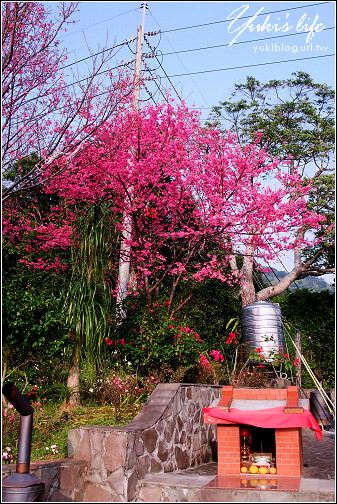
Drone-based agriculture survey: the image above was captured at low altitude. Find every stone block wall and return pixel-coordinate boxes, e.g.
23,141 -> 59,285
64,383 -> 222,501
17,383 -> 218,502
1,459 -> 87,502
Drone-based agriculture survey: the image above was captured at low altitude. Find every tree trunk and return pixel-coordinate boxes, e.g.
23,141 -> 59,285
239,240 -> 257,308
239,277 -> 257,308
65,338 -> 82,410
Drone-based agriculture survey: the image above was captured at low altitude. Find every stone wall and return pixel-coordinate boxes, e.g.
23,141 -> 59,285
64,383 -> 222,502
2,458 -> 86,502
1,383 -> 221,502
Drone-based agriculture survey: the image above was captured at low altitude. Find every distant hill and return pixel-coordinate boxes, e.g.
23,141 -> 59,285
261,269 -> 335,294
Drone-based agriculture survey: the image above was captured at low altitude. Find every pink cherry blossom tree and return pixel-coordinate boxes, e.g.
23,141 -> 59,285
39,101 -> 328,309
2,1 -> 133,202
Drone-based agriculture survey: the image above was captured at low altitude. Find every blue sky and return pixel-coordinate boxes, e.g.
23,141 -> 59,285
52,1 -> 335,280
55,1 -> 335,123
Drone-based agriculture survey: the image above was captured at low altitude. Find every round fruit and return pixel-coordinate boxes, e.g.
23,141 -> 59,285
249,465 -> 259,474
269,467 -> 277,475
241,467 -> 248,473
260,479 -> 269,486
259,466 -> 268,474
249,479 -> 259,487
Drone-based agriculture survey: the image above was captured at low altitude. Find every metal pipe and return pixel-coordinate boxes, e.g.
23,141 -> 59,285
2,382 -> 34,474
2,382 -> 45,502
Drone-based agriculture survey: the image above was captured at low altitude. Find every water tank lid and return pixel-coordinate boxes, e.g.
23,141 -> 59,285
244,301 -> 280,308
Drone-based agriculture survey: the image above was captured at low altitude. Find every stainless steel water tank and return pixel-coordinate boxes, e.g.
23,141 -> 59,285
241,301 -> 284,362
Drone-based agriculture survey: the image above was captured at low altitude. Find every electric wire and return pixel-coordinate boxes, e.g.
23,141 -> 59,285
263,239 -> 301,290
18,30 -> 334,105
59,40 -> 133,71
17,60 -> 127,107
148,7 -> 212,109
141,59 -> 168,103
160,2 -> 332,34
56,23 -> 334,75
143,36 -> 182,102
58,7 -> 139,39
159,26 -> 335,57
34,0 -> 333,117
165,53 -> 335,78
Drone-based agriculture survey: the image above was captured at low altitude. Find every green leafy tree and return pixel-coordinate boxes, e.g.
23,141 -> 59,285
209,72 -> 334,176
209,72 -> 335,302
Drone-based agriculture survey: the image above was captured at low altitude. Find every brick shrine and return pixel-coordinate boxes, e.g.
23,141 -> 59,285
203,386 -> 316,478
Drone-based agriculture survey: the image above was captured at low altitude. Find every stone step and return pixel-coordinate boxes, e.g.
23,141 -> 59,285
137,475 -> 336,503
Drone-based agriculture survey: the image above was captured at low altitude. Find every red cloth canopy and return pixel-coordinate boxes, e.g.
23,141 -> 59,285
203,406 -> 322,440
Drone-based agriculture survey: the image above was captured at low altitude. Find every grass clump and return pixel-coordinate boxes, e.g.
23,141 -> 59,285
2,369 -> 158,464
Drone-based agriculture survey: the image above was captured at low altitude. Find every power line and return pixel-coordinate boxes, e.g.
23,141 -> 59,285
261,240 -> 302,290
148,7 -> 212,109
58,7 -> 139,39
165,53 -> 335,78
143,35 -> 182,102
57,23 -> 334,76
59,40 -> 134,71
142,59 -> 169,103
160,2 -> 332,34
159,26 -> 335,57
20,60 -> 129,106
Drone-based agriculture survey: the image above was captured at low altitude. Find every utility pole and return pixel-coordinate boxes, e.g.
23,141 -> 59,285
132,3 -> 147,111
116,3 -> 148,318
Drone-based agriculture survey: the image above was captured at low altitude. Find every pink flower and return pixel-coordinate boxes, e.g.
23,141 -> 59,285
198,354 -> 210,366
210,349 -> 224,363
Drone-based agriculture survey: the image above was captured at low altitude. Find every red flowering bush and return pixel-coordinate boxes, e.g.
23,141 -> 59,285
104,300 -> 207,378
247,338 -> 300,379
196,332 -> 243,385
195,330 -> 300,386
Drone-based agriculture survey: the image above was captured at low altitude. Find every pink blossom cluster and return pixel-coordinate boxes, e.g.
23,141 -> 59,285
2,446 -> 14,463
209,350 -> 224,362
3,403 -> 15,422
198,354 -> 214,372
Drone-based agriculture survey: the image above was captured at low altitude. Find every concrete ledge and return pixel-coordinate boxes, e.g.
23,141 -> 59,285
300,478 -> 336,492
138,483 -> 336,502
